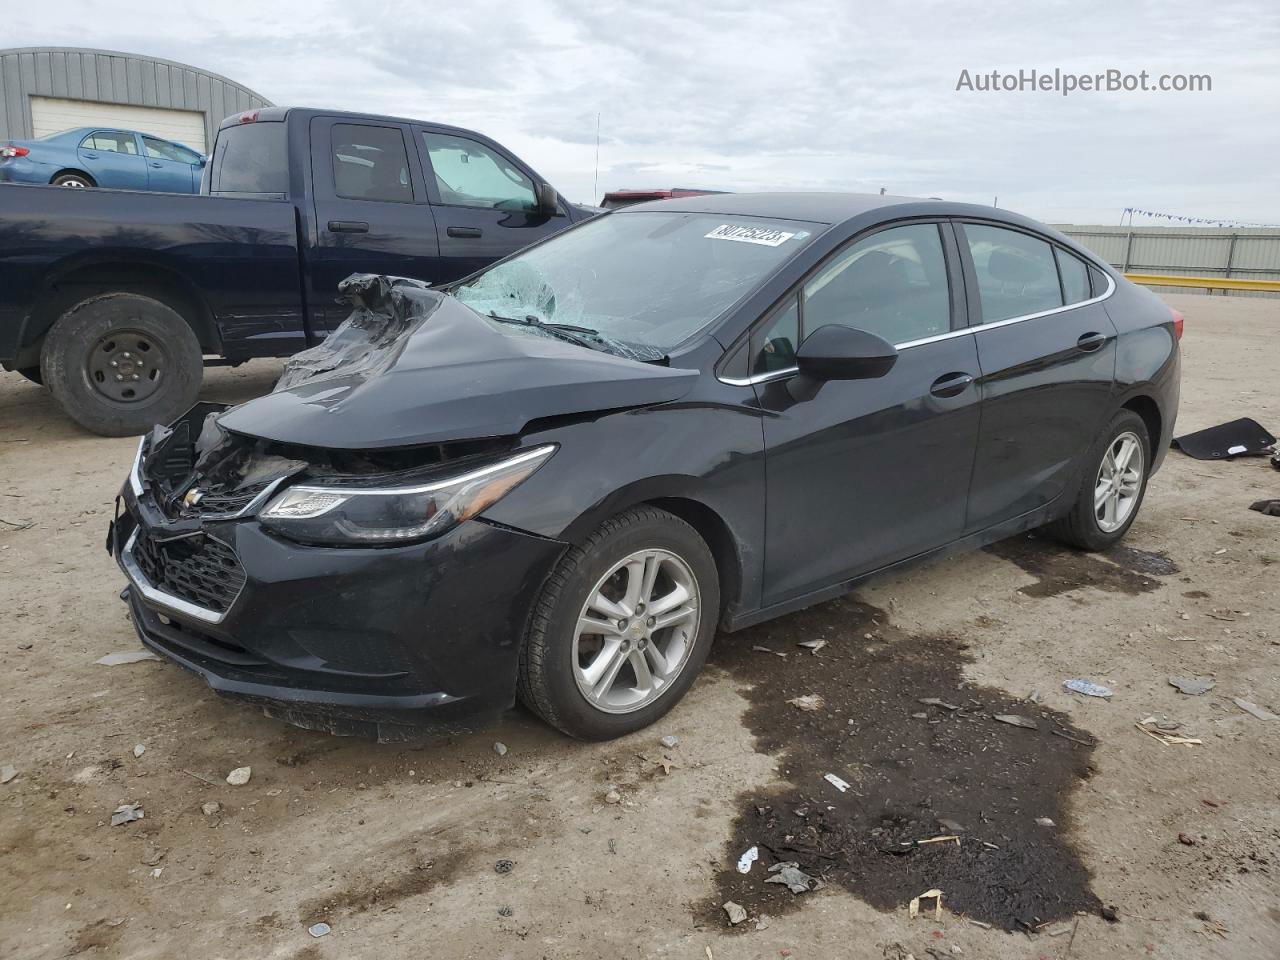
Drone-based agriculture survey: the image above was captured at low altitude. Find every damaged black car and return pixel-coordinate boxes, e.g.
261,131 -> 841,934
111,193 -> 1181,740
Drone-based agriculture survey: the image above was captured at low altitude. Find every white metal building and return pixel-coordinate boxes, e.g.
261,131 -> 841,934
0,47 -> 272,153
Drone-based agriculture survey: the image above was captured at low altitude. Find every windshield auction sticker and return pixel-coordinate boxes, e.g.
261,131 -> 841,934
705,224 -> 796,246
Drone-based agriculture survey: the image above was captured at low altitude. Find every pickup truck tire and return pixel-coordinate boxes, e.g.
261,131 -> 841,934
40,292 -> 203,437
17,367 -> 44,385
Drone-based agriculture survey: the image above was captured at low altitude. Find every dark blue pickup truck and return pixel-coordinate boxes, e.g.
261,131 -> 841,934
0,106 -> 595,435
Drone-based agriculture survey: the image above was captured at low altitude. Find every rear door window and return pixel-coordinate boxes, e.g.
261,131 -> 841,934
331,123 -> 413,203
963,224 -> 1064,323
142,136 -> 201,164
81,131 -> 137,155
422,132 -> 537,211
208,121 -> 288,196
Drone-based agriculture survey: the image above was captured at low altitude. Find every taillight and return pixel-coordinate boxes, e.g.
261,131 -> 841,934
0,146 -> 30,158
238,110 -> 259,124
1170,308 -> 1184,340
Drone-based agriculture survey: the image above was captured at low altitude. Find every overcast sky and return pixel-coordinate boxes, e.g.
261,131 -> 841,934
8,0 -> 1279,223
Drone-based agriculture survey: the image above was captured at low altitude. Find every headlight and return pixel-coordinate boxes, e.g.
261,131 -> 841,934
259,445 -> 555,545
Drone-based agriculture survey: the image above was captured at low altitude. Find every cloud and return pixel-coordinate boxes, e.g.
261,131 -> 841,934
6,0 -> 1279,222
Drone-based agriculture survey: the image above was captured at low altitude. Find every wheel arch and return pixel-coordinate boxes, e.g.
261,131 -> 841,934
26,256 -> 220,359
1120,393 -> 1162,461
49,168 -> 96,187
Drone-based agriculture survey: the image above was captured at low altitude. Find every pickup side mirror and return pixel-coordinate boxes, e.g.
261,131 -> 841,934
795,324 -> 898,381
535,182 -> 559,216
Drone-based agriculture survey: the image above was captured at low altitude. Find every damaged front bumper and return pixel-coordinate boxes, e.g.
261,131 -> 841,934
110,419 -> 566,739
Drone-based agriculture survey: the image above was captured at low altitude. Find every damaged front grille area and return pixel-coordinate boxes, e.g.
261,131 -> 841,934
132,530 -> 246,614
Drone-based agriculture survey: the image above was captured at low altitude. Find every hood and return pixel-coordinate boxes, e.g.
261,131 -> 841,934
217,275 -> 698,450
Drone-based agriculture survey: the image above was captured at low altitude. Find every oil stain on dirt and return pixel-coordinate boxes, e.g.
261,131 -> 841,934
707,596 -> 1101,931
987,533 -> 1178,597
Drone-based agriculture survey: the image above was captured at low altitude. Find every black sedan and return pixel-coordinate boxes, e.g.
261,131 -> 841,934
111,193 -> 1181,741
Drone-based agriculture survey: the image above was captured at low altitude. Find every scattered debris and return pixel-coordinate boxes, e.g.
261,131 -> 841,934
1172,417 -> 1276,460
225,766 -> 252,786
1232,697 -> 1279,721
764,862 -> 818,894
655,757 -> 674,775
918,697 -> 960,711
1064,679 -> 1113,698
1035,817 -> 1056,827
94,650 -> 162,666
1136,720 -> 1202,746
1178,833 -> 1196,846
936,818 -> 965,833
498,905 -> 513,917
1050,728 -> 1096,747
1100,904 -> 1120,922
967,919 -> 992,930
908,888 -> 943,920
493,741 -> 508,757
993,714 -> 1038,729
752,645 -> 787,658
604,788 -> 622,804
912,835 -> 961,846
736,845 -> 759,874
140,843 -> 164,866
132,744 -> 145,758
110,803 -> 143,826
797,640 -> 827,653
1250,499 -> 1280,517
1044,923 -> 1074,936
1169,676 -> 1216,696
201,802 -> 220,816
494,859 -> 514,874
182,769 -> 220,787
660,735 -> 680,749
722,901 -> 748,925
0,765 -> 16,784
823,772 -> 851,793
787,693 -> 825,712
308,922 -> 331,938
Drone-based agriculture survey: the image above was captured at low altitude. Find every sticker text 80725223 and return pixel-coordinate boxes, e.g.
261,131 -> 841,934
704,224 -> 797,247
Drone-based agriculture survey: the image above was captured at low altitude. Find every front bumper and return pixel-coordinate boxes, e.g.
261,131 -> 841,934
111,471 -> 565,738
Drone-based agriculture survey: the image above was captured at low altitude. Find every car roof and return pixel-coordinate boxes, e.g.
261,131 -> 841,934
616,191 -> 1072,237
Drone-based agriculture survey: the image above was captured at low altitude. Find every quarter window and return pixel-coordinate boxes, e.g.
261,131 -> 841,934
423,132 -> 537,211
1056,248 -> 1091,305
752,296 -> 800,374
802,223 -> 951,344
963,224 -> 1063,323
81,132 -> 137,155
331,124 -> 413,203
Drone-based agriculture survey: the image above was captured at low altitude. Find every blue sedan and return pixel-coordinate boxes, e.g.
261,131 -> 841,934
0,127 -> 205,193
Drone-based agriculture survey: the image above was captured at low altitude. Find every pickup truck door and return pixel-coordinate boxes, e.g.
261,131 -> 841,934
413,125 -> 573,278
76,131 -> 148,189
141,135 -> 201,193
308,116 -> 442,334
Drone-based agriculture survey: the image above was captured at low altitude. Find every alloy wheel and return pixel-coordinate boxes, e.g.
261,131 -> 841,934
573,548 -> 701,714
1094,430 -> 1144,532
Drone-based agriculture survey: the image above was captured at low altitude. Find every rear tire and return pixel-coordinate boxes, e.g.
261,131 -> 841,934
51,172 -> 95,188
1045,409 -> 1151,550
518,506 -> 720,740
40,292 -> 203,436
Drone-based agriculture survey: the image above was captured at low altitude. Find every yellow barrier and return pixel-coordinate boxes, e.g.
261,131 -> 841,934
1124,273 -> 1280,293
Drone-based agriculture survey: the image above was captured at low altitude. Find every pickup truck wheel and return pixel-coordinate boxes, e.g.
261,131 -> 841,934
17,367 -> 44,386
40,292 -> 203,437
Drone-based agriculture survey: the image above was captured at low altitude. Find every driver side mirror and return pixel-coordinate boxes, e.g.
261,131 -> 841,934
535,182 -> 559,216
795,324 -> 898,381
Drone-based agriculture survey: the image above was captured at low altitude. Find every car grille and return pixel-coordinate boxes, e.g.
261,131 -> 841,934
132,530 -> 246,614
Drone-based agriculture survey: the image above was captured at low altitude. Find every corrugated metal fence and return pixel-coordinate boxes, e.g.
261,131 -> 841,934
1052,224 -> 1280,298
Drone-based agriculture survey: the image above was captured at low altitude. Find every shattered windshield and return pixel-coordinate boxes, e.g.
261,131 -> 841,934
452,212 -> 819,356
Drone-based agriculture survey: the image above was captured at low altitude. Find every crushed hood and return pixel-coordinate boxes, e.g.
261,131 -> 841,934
217,275 -> 699,450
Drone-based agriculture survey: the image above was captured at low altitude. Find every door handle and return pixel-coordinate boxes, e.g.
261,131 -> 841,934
150,162 -> 163,168
447,226 -> 483,239
929,372 -> 975,398
327,220 -> 369,233
1076,332 -> 1107,352
83,152 -> 98,159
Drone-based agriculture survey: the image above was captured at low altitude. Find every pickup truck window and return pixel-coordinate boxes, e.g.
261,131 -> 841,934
332,124 -> 414,203
81,132 -> 138,155
422,132 -> 536,211
208,121 -> 288,197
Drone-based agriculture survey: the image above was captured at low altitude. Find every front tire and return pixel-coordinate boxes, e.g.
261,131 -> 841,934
1045,409 -> 1151,550
40,292 -> 204,436
518,506 -> 720,740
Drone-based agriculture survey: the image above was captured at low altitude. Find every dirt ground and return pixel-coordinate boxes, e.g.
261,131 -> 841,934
2,292 -> 1278,960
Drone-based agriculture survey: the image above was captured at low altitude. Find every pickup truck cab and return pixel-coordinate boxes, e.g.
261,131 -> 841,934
0,107 -> 593,435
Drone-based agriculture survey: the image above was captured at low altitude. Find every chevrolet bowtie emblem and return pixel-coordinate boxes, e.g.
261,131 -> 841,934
183,488 -> 204,508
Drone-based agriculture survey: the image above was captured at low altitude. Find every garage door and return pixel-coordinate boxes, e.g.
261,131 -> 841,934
30,97 -> 207,153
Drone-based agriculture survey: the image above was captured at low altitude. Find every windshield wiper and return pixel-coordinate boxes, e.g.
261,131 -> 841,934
487,312 -> 607,351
